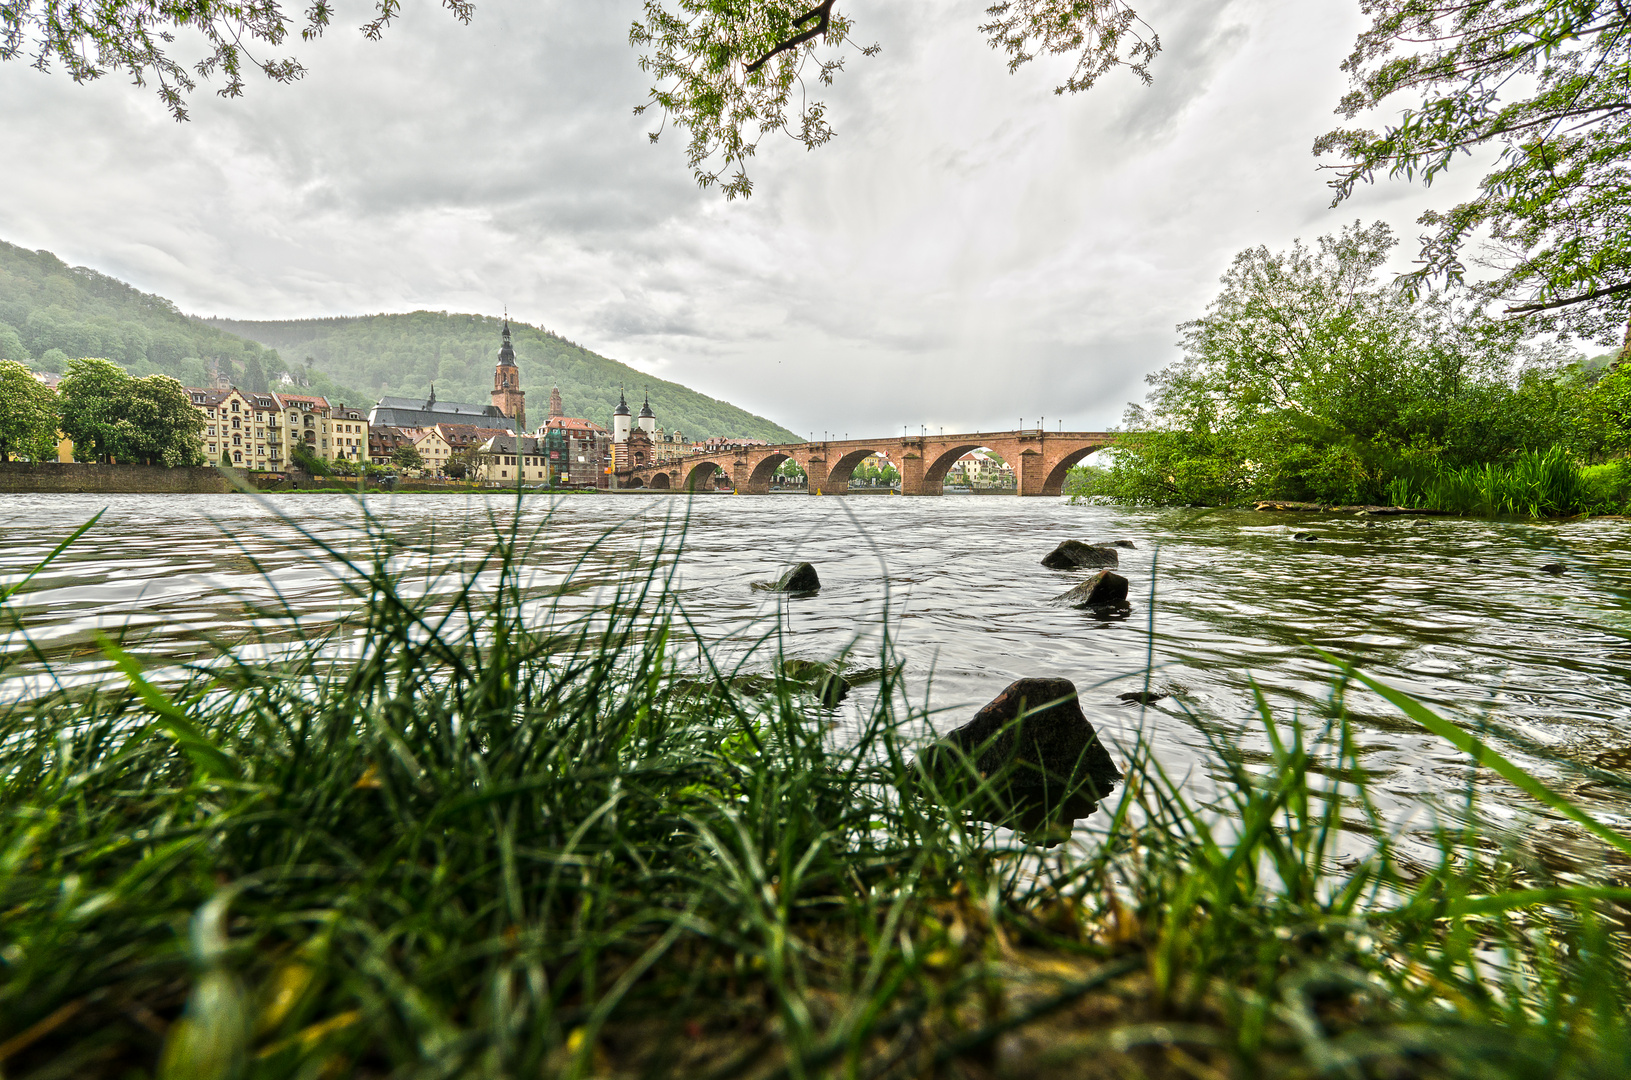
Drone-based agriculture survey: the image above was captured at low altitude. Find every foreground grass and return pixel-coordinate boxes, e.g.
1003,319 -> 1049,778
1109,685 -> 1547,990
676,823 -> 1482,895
4,507 -> 1631,1078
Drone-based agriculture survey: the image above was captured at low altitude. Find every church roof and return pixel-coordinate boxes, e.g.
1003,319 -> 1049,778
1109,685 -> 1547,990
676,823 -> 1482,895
638,392 -> 655,419
369,395 -> 518,431
545,416 -> 608,435
613,388 -> 630,416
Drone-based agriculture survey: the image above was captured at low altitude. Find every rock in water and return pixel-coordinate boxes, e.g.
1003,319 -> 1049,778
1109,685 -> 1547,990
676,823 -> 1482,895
1540,562 -> 1567,575
774,562 -> 821,592
917,677 -> 1122,834
779,658 -> 850,705
1292,532 -> 1319,542
1041,540 -> 1119,570
1117,690 -> 1166,705
1101,539 -> 1137,549
1053,570 -> 1129,611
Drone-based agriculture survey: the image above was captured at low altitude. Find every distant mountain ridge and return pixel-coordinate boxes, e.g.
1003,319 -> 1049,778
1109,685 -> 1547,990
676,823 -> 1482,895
0,237 -> 798,442
209,312 -> 799,443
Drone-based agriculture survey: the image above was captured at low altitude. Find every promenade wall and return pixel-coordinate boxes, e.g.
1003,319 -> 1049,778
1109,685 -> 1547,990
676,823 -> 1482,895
0,462 -> 236,494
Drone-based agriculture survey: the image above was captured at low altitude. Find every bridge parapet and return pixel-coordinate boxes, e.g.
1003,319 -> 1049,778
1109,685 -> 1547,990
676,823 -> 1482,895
616,430 -> 1115,496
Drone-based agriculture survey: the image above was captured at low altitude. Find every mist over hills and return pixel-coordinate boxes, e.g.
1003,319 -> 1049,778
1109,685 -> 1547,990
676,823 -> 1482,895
0,238 -> 798,442
210,312 -> 799,442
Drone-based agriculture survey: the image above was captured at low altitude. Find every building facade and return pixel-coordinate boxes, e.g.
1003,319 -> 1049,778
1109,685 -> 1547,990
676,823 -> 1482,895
541,416 -> 611,486
474,433 -> 551,485
187,388 -> 369,471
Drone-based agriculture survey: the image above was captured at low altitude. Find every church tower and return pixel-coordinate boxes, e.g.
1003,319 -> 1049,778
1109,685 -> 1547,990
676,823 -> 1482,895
491,319 -> 527,432
638,391 -> 657,436
549,385 -> 564,420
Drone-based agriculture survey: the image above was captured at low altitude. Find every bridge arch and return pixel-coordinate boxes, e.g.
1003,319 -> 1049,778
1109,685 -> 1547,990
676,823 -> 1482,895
827,448 -> 891,487
683,460 -> 724,492
1041,445 -> 1109,496
923,444 -> 988,484
650,471 -> 671,490
747,452 -> 792,491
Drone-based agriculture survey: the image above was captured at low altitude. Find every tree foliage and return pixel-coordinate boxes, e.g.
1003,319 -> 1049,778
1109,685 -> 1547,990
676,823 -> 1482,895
0,1 -> 472,121
1108,222 -> 1584,506
390,444 -> 424,471
0,359 -> 59,462
57,357 -> 203,465
1317,0 -> 1631,343
629,0 -> 1157,197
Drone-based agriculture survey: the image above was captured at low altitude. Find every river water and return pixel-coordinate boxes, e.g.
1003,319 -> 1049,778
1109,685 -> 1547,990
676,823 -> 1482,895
4,491 -> 1631,844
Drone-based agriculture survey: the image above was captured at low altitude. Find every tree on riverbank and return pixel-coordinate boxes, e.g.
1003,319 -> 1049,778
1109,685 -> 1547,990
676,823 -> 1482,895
57,357 -> 204,466
1317,0 -> 1631,346
0,359 -> 59,462
1106,222 -> 1583,507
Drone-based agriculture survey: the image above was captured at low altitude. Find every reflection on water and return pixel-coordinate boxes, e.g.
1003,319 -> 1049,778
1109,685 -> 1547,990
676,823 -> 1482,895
5,491 -> 1631,831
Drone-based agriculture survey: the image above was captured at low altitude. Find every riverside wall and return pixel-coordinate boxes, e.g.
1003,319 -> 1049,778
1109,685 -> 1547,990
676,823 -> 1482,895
0,462 -> 237,494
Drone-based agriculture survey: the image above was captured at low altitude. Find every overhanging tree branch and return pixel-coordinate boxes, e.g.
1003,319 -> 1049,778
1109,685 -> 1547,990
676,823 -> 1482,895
1506,280 -> 1631,315
744,0 -> 835,74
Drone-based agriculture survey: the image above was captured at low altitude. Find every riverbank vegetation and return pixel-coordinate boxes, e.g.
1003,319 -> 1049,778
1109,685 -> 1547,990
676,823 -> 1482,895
1087,223 -> 1630,516
5,510 -> 1631,1077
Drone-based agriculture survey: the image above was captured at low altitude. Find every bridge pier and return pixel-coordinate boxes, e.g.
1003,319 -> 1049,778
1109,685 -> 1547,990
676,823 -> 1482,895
1016,448 -> 1046,497
805,452 -> 831,495
898,447 -> 928,496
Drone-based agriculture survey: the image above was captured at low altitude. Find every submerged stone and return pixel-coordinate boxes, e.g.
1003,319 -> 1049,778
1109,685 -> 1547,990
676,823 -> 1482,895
1540,562 -> 1567,575
779,658 -> 850,705
1041,540 -> 1119,570
1117,690 -> 1167,705
916,677 -> 1122,836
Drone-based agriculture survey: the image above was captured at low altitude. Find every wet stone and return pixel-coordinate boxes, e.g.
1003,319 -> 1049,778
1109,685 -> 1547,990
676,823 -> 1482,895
773,562 -> 821,592
1041,540 -> 1120,570
916,677 -> 1122,837
1053,570 -> 1130,612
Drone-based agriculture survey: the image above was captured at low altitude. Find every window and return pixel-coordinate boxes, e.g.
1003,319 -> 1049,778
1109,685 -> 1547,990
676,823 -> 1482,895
231,401 -> 240,413
231,418 -> 241,430
233,436 -> 242,446
233,451 -> 242,462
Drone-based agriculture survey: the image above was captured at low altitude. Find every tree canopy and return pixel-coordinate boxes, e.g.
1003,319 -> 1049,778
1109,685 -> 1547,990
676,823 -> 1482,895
1316,0 -> 1631,345
57,357 -> 204,465
0,359 -> 59,462
1105,222 -> 1586,506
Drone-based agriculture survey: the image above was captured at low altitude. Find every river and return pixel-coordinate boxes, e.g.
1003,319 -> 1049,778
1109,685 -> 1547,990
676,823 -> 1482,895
5,491 -> 1631,843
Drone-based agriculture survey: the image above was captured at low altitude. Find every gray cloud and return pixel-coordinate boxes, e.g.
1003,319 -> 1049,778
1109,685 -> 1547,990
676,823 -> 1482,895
0,0 -> 1493,435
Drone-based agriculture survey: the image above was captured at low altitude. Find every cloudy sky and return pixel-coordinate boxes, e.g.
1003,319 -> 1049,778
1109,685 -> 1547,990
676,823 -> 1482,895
0,0 -> 1489,435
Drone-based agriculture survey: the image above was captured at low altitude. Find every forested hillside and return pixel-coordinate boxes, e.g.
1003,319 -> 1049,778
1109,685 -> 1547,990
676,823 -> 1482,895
209,312 -> 799,442
0,241 -> 366,405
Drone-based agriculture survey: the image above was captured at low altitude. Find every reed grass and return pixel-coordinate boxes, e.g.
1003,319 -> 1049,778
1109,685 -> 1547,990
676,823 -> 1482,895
3,501 -> 1631,1078
1385,446 -> 1591,517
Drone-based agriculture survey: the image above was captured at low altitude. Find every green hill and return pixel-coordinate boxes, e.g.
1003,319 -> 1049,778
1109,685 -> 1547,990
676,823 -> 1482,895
209,312 -> 798,443
0,240 -> 367,406
0,238 -> 798,442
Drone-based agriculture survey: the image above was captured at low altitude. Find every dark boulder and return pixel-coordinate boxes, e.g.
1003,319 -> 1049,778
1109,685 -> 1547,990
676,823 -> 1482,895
1292,532 -> 1319,542
916,677 -> 1121,835
1053,570 -> 1130,612
1540,562 -> 1567,575
1041,540 -> 1119,570
773,562 -> 821,592
1101,539 -> 1137,549
1117,690 -> 1166,705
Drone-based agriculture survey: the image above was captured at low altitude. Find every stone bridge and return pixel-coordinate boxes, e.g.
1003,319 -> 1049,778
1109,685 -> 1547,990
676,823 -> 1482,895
616,429 -> 1116,497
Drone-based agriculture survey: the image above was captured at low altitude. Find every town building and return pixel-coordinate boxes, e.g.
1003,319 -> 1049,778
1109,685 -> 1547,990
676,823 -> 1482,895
946,451 -> 1014,486
185,388 -> 369,470
474,433 -> 551,485
541,415 -> 610,486
611,390 -> 660,472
